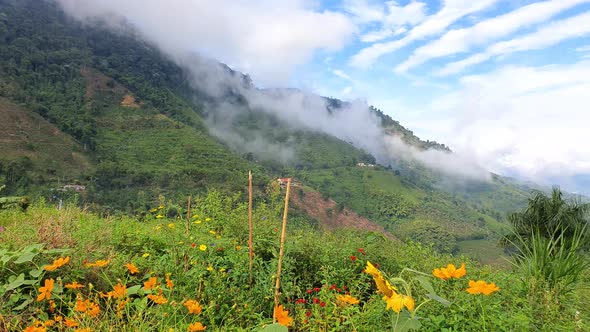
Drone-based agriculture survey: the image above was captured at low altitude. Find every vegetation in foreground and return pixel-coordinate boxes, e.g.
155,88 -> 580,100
1,186 -> 588,331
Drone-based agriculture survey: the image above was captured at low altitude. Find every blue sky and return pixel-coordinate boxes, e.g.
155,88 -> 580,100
58,0 -> 590,194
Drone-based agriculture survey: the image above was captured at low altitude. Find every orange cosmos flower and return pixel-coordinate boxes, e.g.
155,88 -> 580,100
188,322 -> 207,331
104,282 -> 127,299
147,294 -> 168,304
85,260 -> 109,268
166,273 -> 174,289
337,294 -> 360,305
184,299 -> 203,314
23,326 -> 46,332
273,305 -> 293,327
37,278 -> 54,302
143,277 -> 158,290
466,280 -> 500,295
126,263 -> 139,274
64,318 -> 79,328
432,263 -> 466,280
86,301 -> 100,318
44,256 -> 70,271
74,299 -> 88,312
65,281 -> 85,289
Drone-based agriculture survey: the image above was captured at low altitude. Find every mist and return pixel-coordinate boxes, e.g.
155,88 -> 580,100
56,0 -> 491,182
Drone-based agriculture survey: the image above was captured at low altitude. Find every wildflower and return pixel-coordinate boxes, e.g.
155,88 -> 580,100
184,299 -> 203,314
166,273 -> 174,289
199,244 -> 207,251
158,205 -> 164,209
187,322 -> 206,331
106,282 -> 127,299
205,218 -> 211,222
168,223 -> 175,229
23,327 -> 46,332
147,294 -> 168,304
143,277 -> 158,290
350,255 -> 357,261
320,302 -> 326,307
43,320 -> 55,327
65,281 -> 85,290
142,253 -> 150,258
64,318 -> 79,328
85,260 -> 109,268
126,263 -> 139,274
74,329 -> 92,332
193,220 -> 202,224
206,265 -> 214,272
191,243 -> 196,248
466,280 -> 500,295
75,299 -> 88,312
329,284 -> 336,290
313,287 -> 321,292
273,305 -> 293,327
337,294 -> 360,305
44,256 -> 70,271
49,300 -> 56,313
384,294 -> 415,313
209,230 -> 216,235
37,278 -> 54,302
235,245 -> 241,250
306,310 -> 311,317
86,301 -> 100,318
312,297 -> 319,304
364,261 -> 397,297
156,215 -> 164,219
358,248 -> 366,255
306,289 -> 313,294
432,263 -> 466,280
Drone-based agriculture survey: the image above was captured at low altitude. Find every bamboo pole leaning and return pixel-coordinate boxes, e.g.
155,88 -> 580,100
248,171 -> 254,288
273,178 -> 291,323
184,195 -> 191,272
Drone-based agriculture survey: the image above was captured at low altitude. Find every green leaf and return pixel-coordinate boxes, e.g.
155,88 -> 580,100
127,285 -> 141,296
29,268 -> 43,279
5,273 -> 25,291
395,315 -> 422,332
426,293 -> 452,307
414,276 -> 435,294
13,296 -> 33,311
14,252 -> 36,264
259,323 -> 288,332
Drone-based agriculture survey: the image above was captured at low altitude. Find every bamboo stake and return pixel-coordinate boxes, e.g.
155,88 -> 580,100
248,171 -> 254,288
184,195 -> 191,272
273,178 -> 291,322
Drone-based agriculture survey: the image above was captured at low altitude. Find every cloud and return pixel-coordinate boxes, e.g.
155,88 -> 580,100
350,0 -> 500,68
437,11 -> 590,76
332,69 -> 352,80
423,61 -> 590,184
396,0 -> 586,72
56,0 -> 356,85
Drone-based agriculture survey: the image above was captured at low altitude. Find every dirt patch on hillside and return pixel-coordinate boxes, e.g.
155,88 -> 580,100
290,187 -> 398,241
80,66 -> 127,100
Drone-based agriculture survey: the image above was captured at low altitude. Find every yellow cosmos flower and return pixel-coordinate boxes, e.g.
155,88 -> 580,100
142,253 -> 150,258
126,263 -> 139,274
85,260 -> 109,268
336,294 -> 360,305
199,244 -> 207,251
432,263 -> 466,280
187,322 -> 207,331
147,294 -> 168,304
184,299 -> 203,314
44,256 -> 70,271
37,279 -> 54,302
65,281 -> 85,290
273,305 -> 293,327
466,280 -> 500,295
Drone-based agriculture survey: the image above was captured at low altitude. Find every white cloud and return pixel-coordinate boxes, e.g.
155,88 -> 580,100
360,27 -> 406,43
333,69 -> 352,80
57,0 -> 356,85
396,0 -> 587,72
437,11 -> 590,76
350,0 -> 500,68
423,61 -> 590,182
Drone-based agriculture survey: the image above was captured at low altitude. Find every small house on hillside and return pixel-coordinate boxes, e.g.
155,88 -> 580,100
277,178 -> 300,188
60,184 -> 86,192
356,162 -> 375,168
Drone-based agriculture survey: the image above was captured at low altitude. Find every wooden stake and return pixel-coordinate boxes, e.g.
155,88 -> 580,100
248,171 -> 254,288
273,178 -> 291,322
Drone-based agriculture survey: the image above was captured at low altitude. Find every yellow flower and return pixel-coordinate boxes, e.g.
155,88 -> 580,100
168,223 -> 175,229
384,294 -> 415,313
149,208 -> 158,213
209,230 -> 216,235
273,305 -> 293,327
364,261 -> 397,298
147,294 -> 168,304
433,263 -> 466,280
74,328 -> 92,332
158,205 -> 164,209
126,263 -> 139,275
142,253 -> 150,258
206,265 -> 213,272
85,260 -> 109,268
143,277 -> 158,290
336,294 -> 360,305
193,220 -> 202,224
44,256 -> 70,271
187,322 -> 206,331
235,245 -> 241,251
37,278 -> 54,302
156,215 -> 164,219
199,244 -> 207,251
466,280 -> 500,295
184,299 -> 203,314
205,218 -> 211,222
65,281 -> 85,290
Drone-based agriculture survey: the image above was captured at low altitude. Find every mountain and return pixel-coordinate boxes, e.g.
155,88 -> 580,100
0,0 -> 535,256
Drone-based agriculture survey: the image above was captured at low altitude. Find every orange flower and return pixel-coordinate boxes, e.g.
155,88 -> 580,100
44,256 -> 70,271
43,320 -> 55,327
432,263 -> 466,280
147,294 -> 168,304
143,277 -> 158,290
165,273 -> 174,289
273,305 -> 293,327
184,299 -> 203,314
85,260 -> 109,268
105,282 -> 127,299
187,322 -> 207,331
65,281 -> 85,290
466,280 -> 500,295
74,329 -> 92,332
336,294 -> 360,305
23,326 -> 46,332
37,279 -> 54,302
74,299 -> 88,312
64,318 -> 79,328
86,302 -> 100,318
126,263 -> 139,274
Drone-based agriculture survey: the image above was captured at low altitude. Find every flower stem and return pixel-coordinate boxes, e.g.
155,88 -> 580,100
479,297 -> 487,331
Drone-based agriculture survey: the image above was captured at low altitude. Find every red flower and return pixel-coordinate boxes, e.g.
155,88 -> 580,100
358,248 -> 366,255
306,310 -> 311,317
306,289 -> 313,294
336,288 -> 341,293
296,298 -> 306,304
313,287 -> 321,292
350,255 -> 357,261
343,285 -> 348,290
312,298 -> 319,304
191,243 -> 196,248
329,284 -> 336,290
320,302 -> 326,307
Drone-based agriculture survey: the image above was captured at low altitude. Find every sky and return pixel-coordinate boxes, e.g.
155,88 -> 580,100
58,0 -> 590,194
